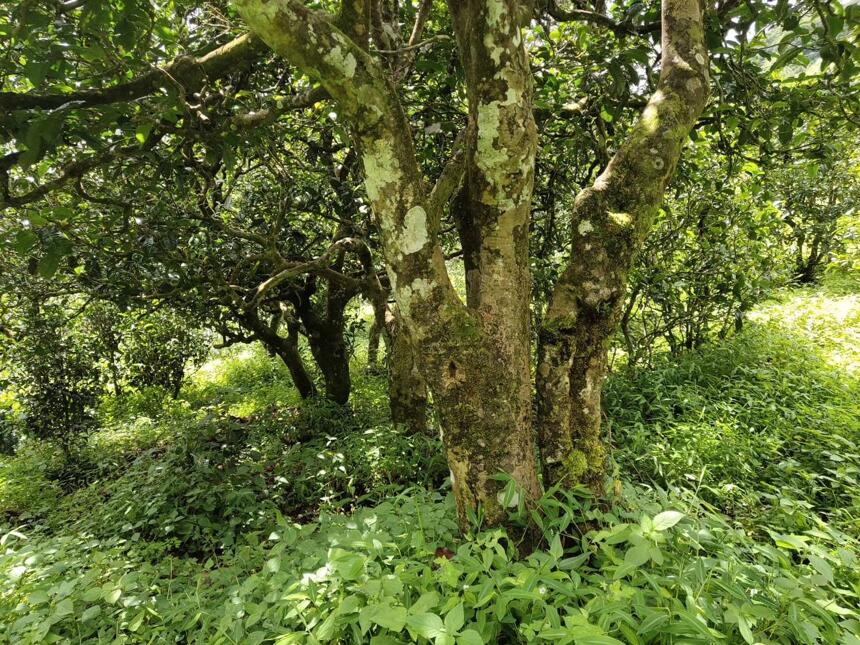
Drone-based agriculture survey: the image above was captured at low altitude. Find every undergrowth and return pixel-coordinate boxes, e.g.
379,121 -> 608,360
1,278 -> 858,644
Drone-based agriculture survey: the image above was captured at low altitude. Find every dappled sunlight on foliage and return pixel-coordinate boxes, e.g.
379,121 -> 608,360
608,283 -> 860,532
1,279 -> 859,642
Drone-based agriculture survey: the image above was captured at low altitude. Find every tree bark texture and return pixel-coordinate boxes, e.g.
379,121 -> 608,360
233,0 -> 709,530
537,0 -> 710,489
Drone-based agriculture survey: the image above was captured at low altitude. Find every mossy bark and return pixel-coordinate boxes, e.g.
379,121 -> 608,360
537,0 -> 710,489
233,0 -> 709,531
387,314 -> 430,436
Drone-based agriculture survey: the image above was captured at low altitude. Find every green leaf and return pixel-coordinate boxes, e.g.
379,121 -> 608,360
444,603 -> 464,634
331,551 -> 366,580
362,604 -> 407,632
135,123 -> 153,145
769,46 -> 803,70
573,636 -> 625,645
105,587 -> 122,604
24,61 -> 51,86
624,543 -> 650,567
37,253 -> 61,278
28,590 -> 49,605
13,230 -> 37,254
128,610 -> 145,631
737,614 -> 755,644
407,613 -> 445,639
808,554 -> 834,584
652,511 -> 684,531
772,533 -> 807,551
53,598 -> 74,618
410,591 -> 440,614
538,627 -> 575,642
549,534 -> 563,559
458,629 -> 484,645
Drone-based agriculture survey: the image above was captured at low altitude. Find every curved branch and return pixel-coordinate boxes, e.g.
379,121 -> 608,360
541,0 -> 659,35
0,34 -> 265,112
245,237 -> 370,310
1,144 -> 138,208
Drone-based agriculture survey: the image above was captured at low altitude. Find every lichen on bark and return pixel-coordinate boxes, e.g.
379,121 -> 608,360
538,0 -> 710,491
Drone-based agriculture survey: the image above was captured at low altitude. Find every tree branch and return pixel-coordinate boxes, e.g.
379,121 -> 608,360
541,0 -> 660,35
245,237 -> 370,310
426,130 -> 466,228
0,34 -> 265,112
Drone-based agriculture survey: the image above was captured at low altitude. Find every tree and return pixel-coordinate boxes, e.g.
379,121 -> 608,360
774,151 -> 860,284
231,0 -> 708,528
8,299 -> 103,460
2,0 -> 857,531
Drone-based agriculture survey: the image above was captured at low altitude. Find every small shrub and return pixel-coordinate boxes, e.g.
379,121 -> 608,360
121,309 -> 210,398
8,304 -> 103,461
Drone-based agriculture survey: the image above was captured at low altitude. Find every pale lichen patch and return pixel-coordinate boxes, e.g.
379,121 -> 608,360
483,33 -> 504,65
397,277 -> 434,318
486,0 -> 506,26
362,139 -> 401,204
578,220 -> 594,235
398,206 -> 429,255
475,101 -> 509,203
609,211 -> 632,227
324,45 -> 357,78
498,69 -> 524,106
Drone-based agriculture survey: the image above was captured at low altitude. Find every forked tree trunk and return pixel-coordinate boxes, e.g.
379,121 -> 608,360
293,281 -> 354,405
234,0 -> 709,530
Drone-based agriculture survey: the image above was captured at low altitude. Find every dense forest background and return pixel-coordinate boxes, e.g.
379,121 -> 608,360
1,0 -> 859,642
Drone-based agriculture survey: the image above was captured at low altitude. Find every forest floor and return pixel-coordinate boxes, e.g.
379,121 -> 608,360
1,276 -> 859,644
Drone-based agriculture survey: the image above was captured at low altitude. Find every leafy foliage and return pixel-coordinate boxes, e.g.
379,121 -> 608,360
1,280 -> 859,643
619,146 -> 787,364
6,303 -> 104,461
120,309 -> 210,398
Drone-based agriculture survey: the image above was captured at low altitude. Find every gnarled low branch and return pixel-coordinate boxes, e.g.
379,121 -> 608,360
245,237 -> 370,310
0,34 -> 265,112
541,0 -> 660,35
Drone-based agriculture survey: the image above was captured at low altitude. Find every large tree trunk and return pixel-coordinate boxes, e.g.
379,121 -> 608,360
387,312 -> 430,436
537,0 -> 710,489
234,0 -> 709,530
308,329 -> 351,404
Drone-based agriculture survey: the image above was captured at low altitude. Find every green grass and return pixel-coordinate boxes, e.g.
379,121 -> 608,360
1,276 -> 859,644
